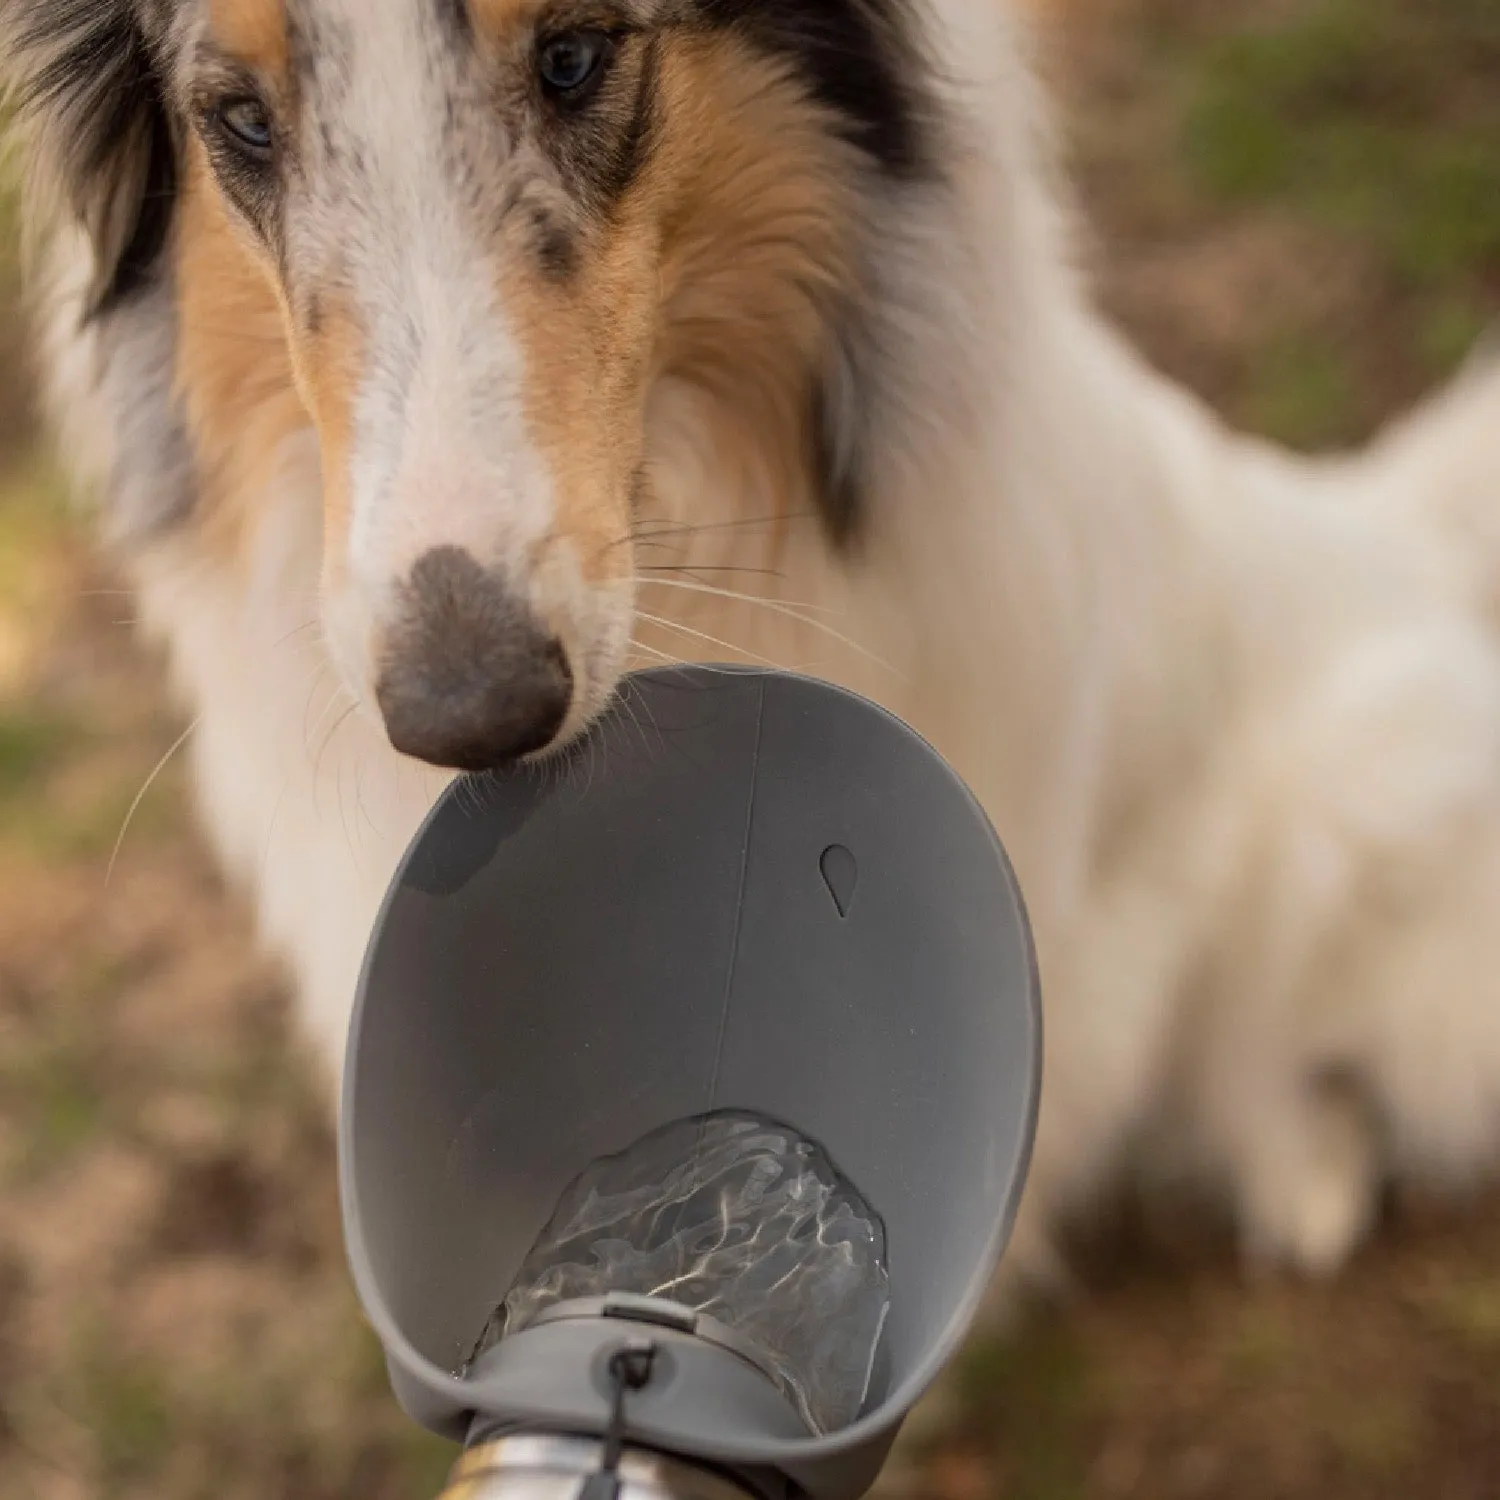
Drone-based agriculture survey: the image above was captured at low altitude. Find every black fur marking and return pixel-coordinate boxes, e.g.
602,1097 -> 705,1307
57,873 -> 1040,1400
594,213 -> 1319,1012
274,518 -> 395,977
695,0 -> 933,181
808,357 -> 866,551
435,0 -> 474,44
607,34 -> 661,204
5,0 -> 181,316
627,462 -> 651,517
538,33 -> 660,215
198,97 -> 284,243
532,207 -> 578,279
110,93 -> 178,309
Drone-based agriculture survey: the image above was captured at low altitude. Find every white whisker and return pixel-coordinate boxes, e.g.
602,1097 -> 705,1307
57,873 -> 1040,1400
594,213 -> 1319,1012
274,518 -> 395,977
632,575 -> 900,677
106,717 -> 200,887
271,619 -> 322,652
627,640 -> 688,667
636,574 -> 842,613
633,610 -> 783,669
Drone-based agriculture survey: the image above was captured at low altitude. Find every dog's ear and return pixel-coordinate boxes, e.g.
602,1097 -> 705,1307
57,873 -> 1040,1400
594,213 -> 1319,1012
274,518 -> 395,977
3,1 -> 179,318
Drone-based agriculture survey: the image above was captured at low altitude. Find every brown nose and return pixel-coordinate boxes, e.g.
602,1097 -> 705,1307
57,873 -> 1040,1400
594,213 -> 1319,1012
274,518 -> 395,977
375,547 -> 573,771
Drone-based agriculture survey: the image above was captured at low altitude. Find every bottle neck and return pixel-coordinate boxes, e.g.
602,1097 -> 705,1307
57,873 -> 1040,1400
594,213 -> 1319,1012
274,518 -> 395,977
436,1434 -> 766,1500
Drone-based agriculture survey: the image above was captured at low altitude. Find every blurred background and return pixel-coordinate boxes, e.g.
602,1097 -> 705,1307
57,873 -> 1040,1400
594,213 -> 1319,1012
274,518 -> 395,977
1,0 -> 1498,1496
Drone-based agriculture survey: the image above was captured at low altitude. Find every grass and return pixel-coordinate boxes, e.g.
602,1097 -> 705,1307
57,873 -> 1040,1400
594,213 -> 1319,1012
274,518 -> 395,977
78,1348 -> 175,1492
1416,1275 -> 1500,1354
1191,0 -> 1500,441
945,1318 -> 1094,1500
1185,2 -> 1500,281
0,709 -> 78,804
1069,0 -> 1500,450
0,961 -> 126,1183
1242,332 -> 1360,451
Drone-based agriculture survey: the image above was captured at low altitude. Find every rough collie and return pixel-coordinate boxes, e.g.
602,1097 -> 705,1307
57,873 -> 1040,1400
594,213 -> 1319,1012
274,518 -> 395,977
7,0 -> 1500,1295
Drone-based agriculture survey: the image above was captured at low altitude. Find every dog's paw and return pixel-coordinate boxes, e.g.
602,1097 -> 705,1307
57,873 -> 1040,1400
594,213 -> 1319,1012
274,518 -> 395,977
1236,1080 -> 1381,1278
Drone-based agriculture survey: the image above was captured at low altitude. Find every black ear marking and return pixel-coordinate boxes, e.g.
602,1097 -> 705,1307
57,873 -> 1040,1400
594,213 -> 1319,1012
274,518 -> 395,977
695,0 -> 934,182
3,0 -> 181,318
678,0 -> 933,548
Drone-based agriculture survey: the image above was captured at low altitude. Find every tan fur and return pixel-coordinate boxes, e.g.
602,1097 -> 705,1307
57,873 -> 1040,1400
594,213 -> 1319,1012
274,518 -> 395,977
172,20 -> 857,601
285,293 -> 364,584
174,151 -> 309,566
496,28 -> 864,592
208,0 -> 290,78
467,0 -> 545,42
493,166 -> 656,586
651,36 -> 864,544
176,141 -> 365,586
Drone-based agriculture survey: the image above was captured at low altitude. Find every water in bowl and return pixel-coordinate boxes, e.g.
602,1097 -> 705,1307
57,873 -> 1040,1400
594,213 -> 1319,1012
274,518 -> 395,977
459,1110 -> 890,1435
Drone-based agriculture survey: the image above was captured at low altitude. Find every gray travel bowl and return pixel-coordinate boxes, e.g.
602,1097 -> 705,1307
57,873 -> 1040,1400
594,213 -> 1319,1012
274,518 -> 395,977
340,667 -> 1042,1500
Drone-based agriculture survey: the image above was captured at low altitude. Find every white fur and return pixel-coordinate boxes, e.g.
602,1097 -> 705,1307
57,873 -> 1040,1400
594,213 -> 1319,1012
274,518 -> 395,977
42,0 -> 1500,1292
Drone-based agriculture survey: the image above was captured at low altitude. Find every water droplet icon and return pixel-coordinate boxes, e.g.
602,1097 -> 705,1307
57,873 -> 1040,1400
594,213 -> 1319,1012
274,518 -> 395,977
820,845 -> 858,918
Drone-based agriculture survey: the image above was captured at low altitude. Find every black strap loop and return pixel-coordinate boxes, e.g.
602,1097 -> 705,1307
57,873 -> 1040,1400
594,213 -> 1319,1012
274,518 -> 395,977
578,1339 -> 659,1500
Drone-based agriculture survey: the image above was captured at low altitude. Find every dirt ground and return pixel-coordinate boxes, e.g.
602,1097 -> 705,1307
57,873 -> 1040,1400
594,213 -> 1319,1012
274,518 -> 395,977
1,3 -> 1499,1498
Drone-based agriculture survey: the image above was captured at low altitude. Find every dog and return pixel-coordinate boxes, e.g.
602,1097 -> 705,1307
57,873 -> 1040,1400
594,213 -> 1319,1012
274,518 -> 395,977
7,0 -> 1500,1297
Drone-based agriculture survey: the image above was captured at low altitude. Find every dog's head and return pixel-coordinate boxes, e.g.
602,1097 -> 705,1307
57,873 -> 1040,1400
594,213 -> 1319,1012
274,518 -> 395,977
6,0 -> 938,769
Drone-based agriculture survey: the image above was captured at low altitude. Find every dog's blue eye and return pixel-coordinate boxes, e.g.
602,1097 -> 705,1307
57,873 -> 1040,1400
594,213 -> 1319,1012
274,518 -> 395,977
537,30 -> 611,97
218,97 -> 274,155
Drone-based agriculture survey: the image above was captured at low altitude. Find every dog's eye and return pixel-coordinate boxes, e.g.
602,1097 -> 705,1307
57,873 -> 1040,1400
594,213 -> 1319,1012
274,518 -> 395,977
215,97 -> 275,157
537,29 -> 613,100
